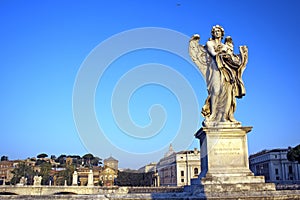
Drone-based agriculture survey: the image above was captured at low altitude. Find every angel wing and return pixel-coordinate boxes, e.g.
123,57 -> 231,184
238,45 -> 248,75
235,45 -> 248,98
189,35 -> 212,81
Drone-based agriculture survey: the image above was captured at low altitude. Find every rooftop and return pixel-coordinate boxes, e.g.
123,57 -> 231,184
104,156 -> 118,162
249,148 -> 288,158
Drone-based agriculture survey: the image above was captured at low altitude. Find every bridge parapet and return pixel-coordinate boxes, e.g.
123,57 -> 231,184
0,186 -> 183,195
0,186 -> 107,195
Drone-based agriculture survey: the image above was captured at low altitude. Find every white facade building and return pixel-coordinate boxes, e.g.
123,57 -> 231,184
249,148 -> 300,184
138,162 -> 157,173
156,144 -> 200,186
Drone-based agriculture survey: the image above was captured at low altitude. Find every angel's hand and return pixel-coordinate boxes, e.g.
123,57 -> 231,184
214,45 -> 223,53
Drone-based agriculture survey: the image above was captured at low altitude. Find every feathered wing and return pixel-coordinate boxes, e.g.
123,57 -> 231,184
189,37 -> 213,118
189,38 -> 211,81
238,45 -> 248,74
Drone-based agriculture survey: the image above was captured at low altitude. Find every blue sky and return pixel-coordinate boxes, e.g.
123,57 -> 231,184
0,0 -> 300,169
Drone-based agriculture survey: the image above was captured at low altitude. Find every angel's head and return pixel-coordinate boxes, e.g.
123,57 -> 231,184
225,36 -> 233,48
211,25 -> 225,40
190,34 -> 200,41
225,36 -> 233,44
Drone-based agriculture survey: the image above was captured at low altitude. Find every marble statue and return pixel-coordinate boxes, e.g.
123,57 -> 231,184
189,25 -> 248,127
19,176 -> 27,186
33,175 -> 42,186
72,171 -> 78,186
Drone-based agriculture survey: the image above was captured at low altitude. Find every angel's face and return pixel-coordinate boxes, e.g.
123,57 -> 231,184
213,28 -> 222,39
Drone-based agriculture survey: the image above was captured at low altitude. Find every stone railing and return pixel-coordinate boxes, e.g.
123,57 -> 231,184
0,185 -> 184,195
127,186 -> 184,193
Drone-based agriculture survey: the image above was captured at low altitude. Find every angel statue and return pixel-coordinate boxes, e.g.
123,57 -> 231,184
189,25 -> 248,127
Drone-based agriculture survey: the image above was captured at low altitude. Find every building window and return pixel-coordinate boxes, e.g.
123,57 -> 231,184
288,166 -> 293,174
181,179 -> 184,183
255,165 -> 260,174
181,171 -> 184,176
275,168 -> 279,175
194,168 -> 199,175
276,176 -> 280,180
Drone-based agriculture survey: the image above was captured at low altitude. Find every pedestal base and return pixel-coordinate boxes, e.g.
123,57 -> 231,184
193,126 -> 276,193
192,182 -> 276,194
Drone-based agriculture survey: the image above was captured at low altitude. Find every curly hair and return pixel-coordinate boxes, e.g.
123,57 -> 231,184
211,25 -> 225,39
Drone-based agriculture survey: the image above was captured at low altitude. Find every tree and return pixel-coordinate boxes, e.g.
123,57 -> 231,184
287,145 -> 300,163
37,153 -> 48,159
82,153 -> 94,167
1,156 -> 8,161
68,155 -> 81,159
115,171 -> 154,186
55,154 -> 67,166
56,165 -> 75,186
39,162 -> 52,185
67,155 -> 82,166
82,154 -> 102,167
91,156 -> 102,166
11,162 -> 35,185
35,159 -> 46,166
83,153 -> 94,160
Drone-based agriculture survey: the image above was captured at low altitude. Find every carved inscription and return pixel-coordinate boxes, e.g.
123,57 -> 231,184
214,147 -> 241,155
208,137 -> 246,167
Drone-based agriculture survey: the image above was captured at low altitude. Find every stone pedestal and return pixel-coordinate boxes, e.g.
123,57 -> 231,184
194,126 -> 275,193
87,169 -> 94,186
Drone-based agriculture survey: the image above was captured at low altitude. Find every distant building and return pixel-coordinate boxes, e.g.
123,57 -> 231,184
249,148 -> 300,184
156,144 -> 200,186
99,166 -> 117,186
104,156 -> 118,171
24,158 -> 36,167
77,166 -> 102,186
75,154 -> 119,186
0,159 -> 39,184
101,156 -> 119,186
138,162 -> 157,173
0,161 -> 14,184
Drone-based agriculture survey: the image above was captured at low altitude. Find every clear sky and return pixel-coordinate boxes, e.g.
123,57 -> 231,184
0,0 -> 300,169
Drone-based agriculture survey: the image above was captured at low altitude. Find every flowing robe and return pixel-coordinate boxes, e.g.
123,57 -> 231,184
202,40 -> 245,122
